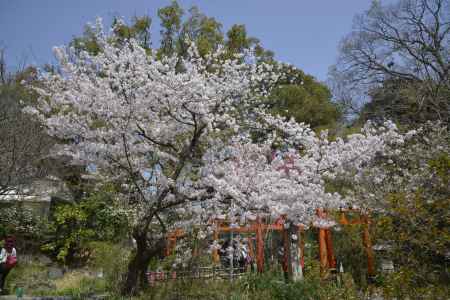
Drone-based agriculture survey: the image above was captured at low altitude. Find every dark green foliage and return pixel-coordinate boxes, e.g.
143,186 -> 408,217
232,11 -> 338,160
269,83 -> 341,130
264,65 -> 342,130
240,270 -> 322,300
359,79 -> 450,126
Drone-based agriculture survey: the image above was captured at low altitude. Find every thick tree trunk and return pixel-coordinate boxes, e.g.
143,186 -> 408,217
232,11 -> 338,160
121,234 -> 150,295
121,232 -> 165,295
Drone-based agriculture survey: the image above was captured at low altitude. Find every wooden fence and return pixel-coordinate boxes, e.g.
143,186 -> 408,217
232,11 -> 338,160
147,266 -> 248,285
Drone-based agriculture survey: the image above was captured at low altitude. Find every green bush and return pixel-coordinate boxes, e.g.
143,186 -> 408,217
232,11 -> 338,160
379,267 -> 450,300
42,185 -> 129,266
370,152 -> 450,293
88,241 -> 130,294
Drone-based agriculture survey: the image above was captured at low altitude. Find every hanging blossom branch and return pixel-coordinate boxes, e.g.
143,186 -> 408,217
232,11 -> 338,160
202,112 -> 414,228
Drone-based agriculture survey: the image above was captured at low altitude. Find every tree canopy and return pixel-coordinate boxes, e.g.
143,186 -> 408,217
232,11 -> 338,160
69,2 -> 338,130
330,0 -> 450,125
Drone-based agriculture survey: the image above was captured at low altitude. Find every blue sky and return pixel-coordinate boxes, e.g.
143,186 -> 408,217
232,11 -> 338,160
0,0 -> 387,81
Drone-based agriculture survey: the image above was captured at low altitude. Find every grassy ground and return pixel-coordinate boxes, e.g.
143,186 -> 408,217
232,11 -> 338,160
3,251 -> 449,299
4,261 -> 106,298
3,258 -> 361,299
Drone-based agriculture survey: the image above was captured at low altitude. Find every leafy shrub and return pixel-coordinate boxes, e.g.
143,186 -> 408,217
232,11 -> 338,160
379,267 -> 450,300
42,185 -> 130,266
88,241 -> 130,294
372,151 -> 450,291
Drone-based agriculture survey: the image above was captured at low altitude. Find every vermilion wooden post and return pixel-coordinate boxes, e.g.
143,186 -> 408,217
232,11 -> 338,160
339,211 -> 349,225
361,214 -> 375,277
319,228 -> 329,275
317,209 -> 329,276
165,228 -> 185,257
325,229 -> 336,269
256,216 -> 265,273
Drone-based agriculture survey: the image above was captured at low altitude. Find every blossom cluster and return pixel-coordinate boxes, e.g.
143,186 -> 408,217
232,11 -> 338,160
201,118 -> 408,226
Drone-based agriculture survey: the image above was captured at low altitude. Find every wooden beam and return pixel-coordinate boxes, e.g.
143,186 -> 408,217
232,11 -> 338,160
317,208 -> 329,276
256,216 -> 265,273
325,229 -> 336,269
361,214 -> 375,277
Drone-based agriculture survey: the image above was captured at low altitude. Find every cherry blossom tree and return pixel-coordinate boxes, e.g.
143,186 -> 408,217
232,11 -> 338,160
25,19 -> 414,293
24,20 -> 279,294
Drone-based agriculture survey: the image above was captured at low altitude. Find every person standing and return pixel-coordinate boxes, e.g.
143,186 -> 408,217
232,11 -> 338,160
0,236 -> 17,293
